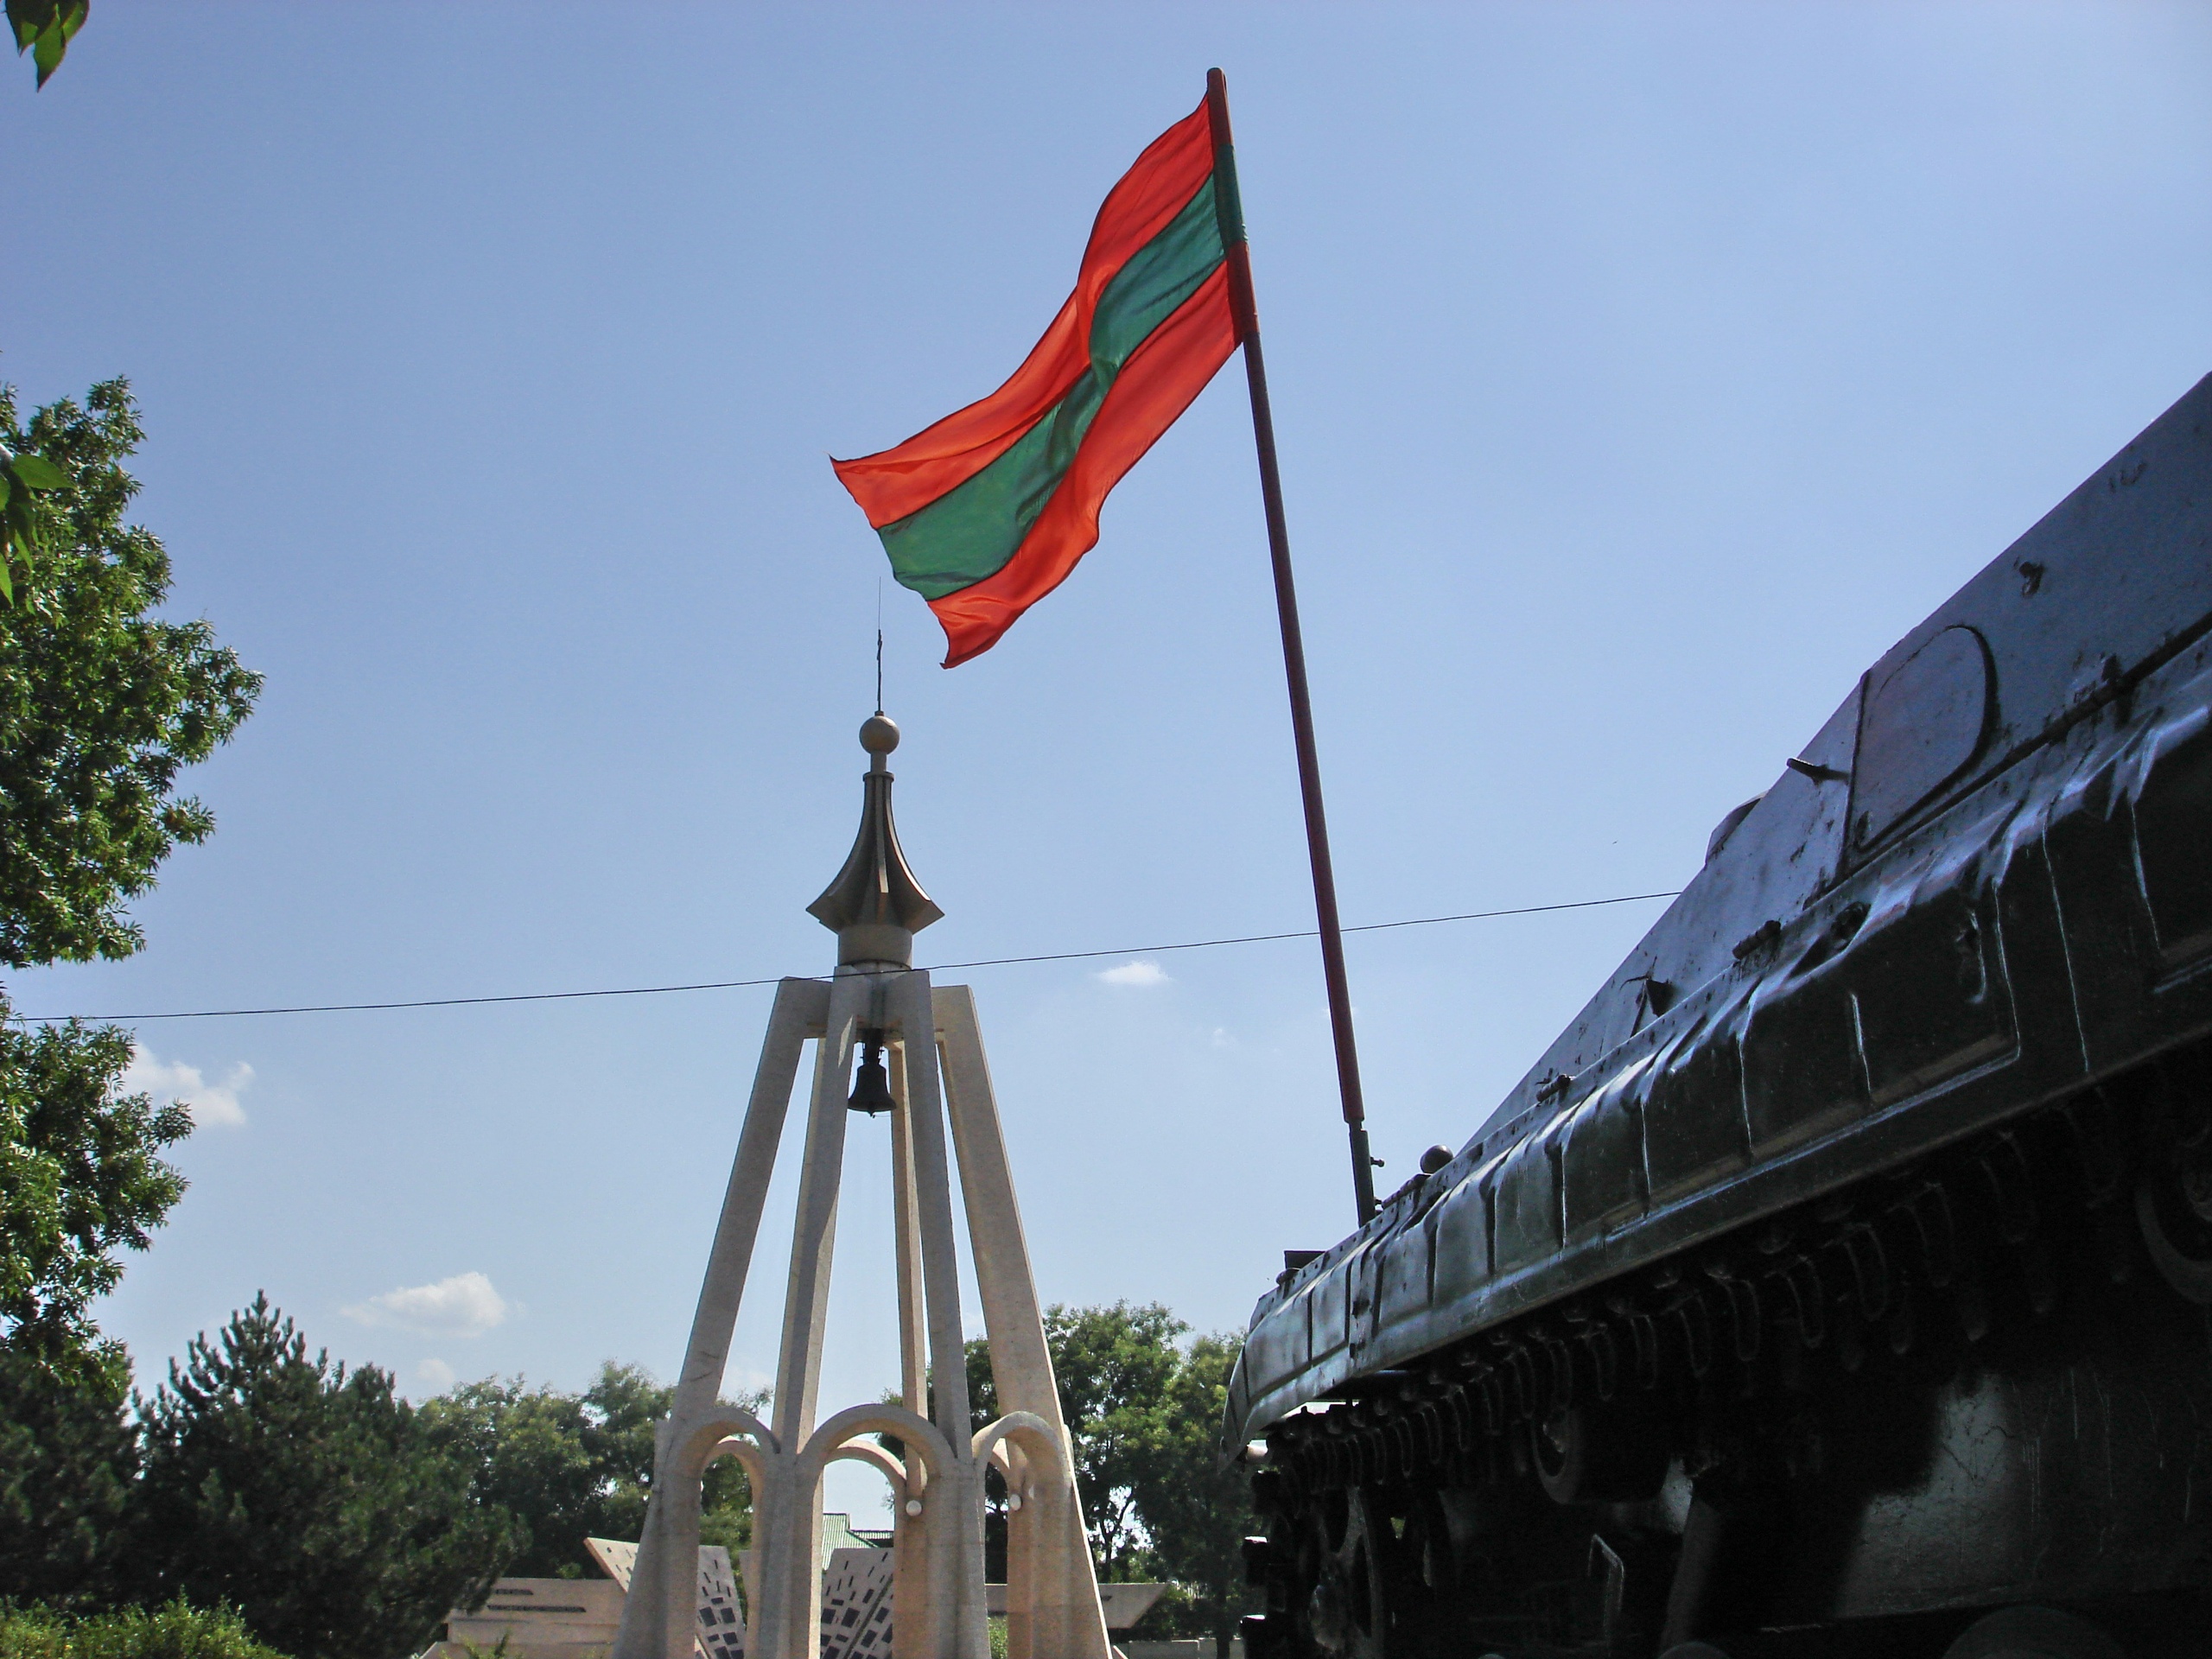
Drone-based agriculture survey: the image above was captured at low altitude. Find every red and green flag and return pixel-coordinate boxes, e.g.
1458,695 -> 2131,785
832,95 -> 1247,668
836,75 -> 1382,1220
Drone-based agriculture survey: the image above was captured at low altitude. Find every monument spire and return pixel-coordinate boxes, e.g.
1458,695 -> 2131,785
612,715 -> 1111,1659
806,713 -> 943,970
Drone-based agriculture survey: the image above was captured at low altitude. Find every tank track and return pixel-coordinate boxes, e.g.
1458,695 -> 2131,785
1240,1036 -> 2212,1659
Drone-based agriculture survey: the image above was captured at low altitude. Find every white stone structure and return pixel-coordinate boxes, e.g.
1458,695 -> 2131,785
609,714 -> 1114,1659
429,1544 -> 739,1659
434,1578 -> 625,1659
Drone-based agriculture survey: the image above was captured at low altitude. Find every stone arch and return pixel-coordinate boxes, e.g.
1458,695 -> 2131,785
670,1408 -> 781,1493
796,1401 -> 954,1492
828,1437 -> 908,1503
971,1410 -> 1065,1491
785,1404 -> 967,1659
709,1433 -> 772,1493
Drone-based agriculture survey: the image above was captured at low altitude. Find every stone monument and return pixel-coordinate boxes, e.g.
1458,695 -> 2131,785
608,714 -> 1114,1659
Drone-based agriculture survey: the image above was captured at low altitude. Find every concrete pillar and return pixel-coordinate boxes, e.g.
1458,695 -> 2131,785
612,977 -> 825,1659
888,1042 -> 930,1420
887,1039 -> 936,1659
889,969 -> 988,1659
936,985 -> 1115,1659
757,970 -> 870,1659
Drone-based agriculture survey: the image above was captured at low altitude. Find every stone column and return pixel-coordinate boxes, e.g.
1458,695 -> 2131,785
755,970 -> 871,1659
610,976 -> 826,1659
887,1038 -> 938,1659
890,968 -> 988,1659
935,985 -> 1114,1659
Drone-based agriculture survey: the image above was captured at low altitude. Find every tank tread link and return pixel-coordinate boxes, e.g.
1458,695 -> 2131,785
1224,374 -> 2212,1659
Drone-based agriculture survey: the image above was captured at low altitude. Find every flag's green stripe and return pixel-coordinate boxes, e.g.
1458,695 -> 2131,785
1211,141 -> 1246,250
880,176 -> 1225,600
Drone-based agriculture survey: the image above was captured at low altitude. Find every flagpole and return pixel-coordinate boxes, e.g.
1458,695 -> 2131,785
1205,69 -> 1379,1226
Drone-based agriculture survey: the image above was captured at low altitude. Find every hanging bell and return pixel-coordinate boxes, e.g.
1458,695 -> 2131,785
848,1031 -> 896,1116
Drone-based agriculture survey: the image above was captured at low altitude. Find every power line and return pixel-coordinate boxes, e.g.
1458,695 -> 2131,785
9,887 -> 1681,1025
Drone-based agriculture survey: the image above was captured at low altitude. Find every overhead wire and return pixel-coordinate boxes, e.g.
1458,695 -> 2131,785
7,887 -> 1682,1024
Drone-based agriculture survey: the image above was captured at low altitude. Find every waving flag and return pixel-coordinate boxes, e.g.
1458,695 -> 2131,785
832,97 -> 1243,668
836,73 -> 1383,1224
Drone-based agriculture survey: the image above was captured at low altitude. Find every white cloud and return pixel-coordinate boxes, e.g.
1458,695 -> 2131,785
343,1271 -> 512,1338
1096,961 -> 1169,988
414,1357 -> 456,1392
123,1045 -> 252,1128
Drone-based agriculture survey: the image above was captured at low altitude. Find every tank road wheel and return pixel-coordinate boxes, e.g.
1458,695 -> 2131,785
2136,1148 -> 2212,1303
1397,1488 -> 1459,1611
1941,1605 -> 2126,1659
1304,1487 -> 1395,1659
1531,1400 -> 1670,1505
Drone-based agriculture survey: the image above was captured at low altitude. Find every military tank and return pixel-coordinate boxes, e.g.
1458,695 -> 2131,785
1225,374 -> 2212,1659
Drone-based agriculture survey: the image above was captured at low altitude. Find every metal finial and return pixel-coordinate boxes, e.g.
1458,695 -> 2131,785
809,711 -> 940,969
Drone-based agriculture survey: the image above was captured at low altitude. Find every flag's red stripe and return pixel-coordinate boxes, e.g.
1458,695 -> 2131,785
926,264 -> 1236,667
833,102 -> 1217,529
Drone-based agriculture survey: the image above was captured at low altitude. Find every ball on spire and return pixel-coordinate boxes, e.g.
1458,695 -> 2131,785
860,713 -> 899,755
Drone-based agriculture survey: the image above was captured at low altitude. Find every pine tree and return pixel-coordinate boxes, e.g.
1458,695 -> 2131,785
132,1295 -> 518,1659
0,1342 -> 137,1606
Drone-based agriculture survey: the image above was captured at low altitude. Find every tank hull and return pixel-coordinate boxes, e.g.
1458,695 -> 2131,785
1228,375 -> 2212,1657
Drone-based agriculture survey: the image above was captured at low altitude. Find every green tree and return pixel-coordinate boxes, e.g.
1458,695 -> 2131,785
565,1362 -> 670,1548
563,1363 -> 760,1559
0,376 -> 256,1609
0,1341 -> 137,1608
1039,1303 -> 1183,1580
0,379 -> 260,970
421,1363 -> 762,1578
0,373 -> 257,1366
0,1014 -> 188,1364
0,1598 -> 291,1659
1133,1332 -> 1252,1657
131,1295 -> 517,1659
949,1303 -> 1185,1581
419,1377 -> 599,1579
955,1305 -> 1254,1652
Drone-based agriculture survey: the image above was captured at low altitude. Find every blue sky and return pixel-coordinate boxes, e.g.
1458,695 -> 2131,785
4,3 -> 2209,1522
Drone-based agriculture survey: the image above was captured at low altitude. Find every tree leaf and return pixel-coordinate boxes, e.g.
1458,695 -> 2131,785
5,0 -> 52,54
31,15 -> 65,85
8,453 -> 66,489
5,499 -> 41,552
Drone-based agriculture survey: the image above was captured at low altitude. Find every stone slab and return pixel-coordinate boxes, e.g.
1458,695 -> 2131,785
818,1546 -> 895,1659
